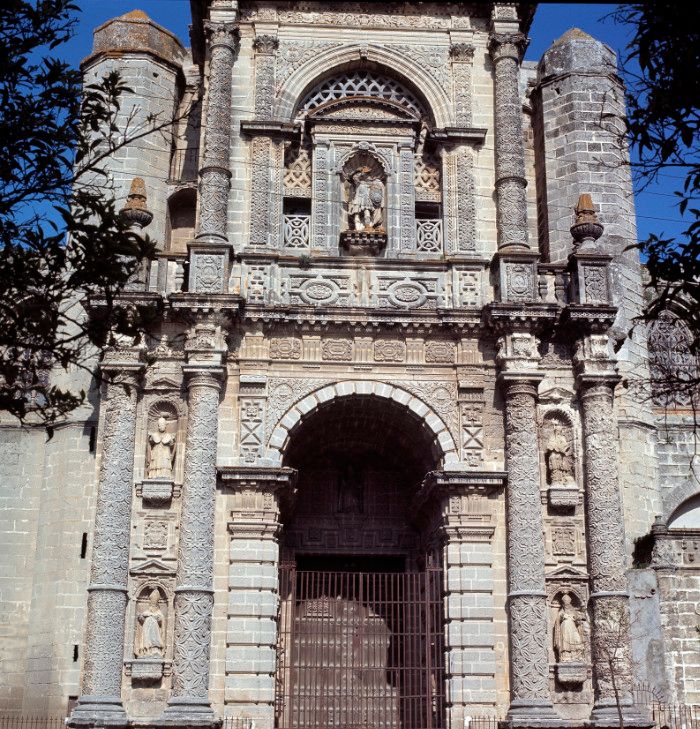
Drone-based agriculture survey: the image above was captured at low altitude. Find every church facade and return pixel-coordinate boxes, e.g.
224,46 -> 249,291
1,2 -> 699,728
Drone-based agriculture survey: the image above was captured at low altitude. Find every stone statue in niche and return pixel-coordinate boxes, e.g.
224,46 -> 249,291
337,461 -> 364,514
147,413 -> 176,479
348,166 -> 385,232
136,589 -> 165,658
553,593 -> 586,662
544,421 -> 574,485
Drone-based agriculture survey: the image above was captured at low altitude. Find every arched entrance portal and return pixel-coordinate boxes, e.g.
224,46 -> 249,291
275,394 -> 445,729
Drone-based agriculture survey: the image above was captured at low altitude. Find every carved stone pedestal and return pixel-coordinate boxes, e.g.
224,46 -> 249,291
339,229 -> 387,256
137,478 -> 176,506
555,662 -> 587,686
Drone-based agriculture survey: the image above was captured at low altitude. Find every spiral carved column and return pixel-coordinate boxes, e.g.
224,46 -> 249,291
579,380 -> 637,722
503,379 -> 557,721
197,21 -> 239,242
69,354 -> 144,727
488,32 -> 530,251
163,368 -> 223,723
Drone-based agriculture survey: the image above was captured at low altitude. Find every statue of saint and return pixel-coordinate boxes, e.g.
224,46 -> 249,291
337,461 -> 364,514
348,166 -> 385,231
553,593 -> 585,662
147,415 -> 176,479
545,423 -> 574,485
136,589 -> 165,658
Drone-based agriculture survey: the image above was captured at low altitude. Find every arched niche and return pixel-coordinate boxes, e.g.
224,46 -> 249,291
165,187 -> 196,253
540,410 -> 578,511
145,401 -> 180,482
668,494 -> 700,530
133,585 -> 168,659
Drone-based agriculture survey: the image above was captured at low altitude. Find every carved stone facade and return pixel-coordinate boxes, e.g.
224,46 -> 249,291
1,3 -> 695,728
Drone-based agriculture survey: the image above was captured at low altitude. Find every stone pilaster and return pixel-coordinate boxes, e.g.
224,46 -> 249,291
502,377 -> 558,721
220,466 -> 297,729
414,471 -> 506,726
162,323 -> 226,725
69,349 -> 145,727
399,143 -> 417,254
189,19 -> 239,293
488,30 -> 529,252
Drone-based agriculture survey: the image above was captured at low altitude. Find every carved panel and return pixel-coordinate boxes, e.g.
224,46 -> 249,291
143,519 -> 169,552
459,388 -> 485,467
275,40 -> 341,93
270,337 -> 302,360
244,265 -> 269,304
322,339 -> 353,361
425,340 -> 456,364
284,142 -> 312,196
265,378 -> 334,444
282,272 -> 355,307
373,340 -> 406,362
373,273 -> 441,309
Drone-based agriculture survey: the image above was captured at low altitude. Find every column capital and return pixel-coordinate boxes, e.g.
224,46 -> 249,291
488,31 -> 528,62
100,345 -> 146,378
495,330 -> 542,383
220,465 -> 298,521
450,42 -> 475,62
253,33 -> 279,55
204,20 -> 240,53
573,331 -> 620,385
413,469 -> 506,511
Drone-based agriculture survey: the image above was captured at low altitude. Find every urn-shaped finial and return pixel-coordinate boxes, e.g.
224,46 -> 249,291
120,177 -> 153,234
570,193 -> 604,249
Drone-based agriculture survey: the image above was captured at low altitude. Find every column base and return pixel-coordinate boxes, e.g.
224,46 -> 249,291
589,700 -> 653,727
506,700 -> 562,727
66,695 -> 127,727
158,698 -> 220,728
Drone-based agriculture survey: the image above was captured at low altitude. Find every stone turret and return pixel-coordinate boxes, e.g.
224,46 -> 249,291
82,10 -> 188,248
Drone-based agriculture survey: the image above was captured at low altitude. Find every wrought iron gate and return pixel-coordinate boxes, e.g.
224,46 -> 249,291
275,566 -> 445,729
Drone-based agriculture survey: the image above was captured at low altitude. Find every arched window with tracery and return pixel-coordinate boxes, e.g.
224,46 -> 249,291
648,310 -> 699,407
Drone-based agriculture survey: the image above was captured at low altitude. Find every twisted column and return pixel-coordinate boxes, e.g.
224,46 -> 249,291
197,21 -> 239,242
579,380 -> 637,721
163,368 -> 223,723
502,380 -> 556,721
69,355 -> 143,726
488,33 -> 530,251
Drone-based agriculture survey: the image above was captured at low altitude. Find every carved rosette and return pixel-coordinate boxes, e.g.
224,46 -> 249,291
71,357 -> 143,722
503,380 -> 556,717
488,32 -> 529,250
165,369 -> 223,717
197,21 -> 239,241
579,381 -> 635,716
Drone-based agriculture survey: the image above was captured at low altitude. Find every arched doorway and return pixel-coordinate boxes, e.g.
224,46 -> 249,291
275,394 -> 445,729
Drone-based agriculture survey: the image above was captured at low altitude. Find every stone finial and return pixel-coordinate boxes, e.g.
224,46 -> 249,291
120,177 -> 153,234
570,193 -> 603,249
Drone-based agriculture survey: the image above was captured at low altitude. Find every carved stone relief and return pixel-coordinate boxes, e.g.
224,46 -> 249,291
459,389 -> 485,467
450,43 -> 474,125
250,136 -> 272,246
265,378 -> 334,445
275,41 -> 341,93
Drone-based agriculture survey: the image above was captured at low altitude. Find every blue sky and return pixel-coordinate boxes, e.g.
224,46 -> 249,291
60,1 -> 689,246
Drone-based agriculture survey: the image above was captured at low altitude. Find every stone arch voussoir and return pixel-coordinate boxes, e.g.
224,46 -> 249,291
265,380 -> 458,468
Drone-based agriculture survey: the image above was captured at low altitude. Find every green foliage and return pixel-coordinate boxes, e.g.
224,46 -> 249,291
613,4 -> 700,359
0,1 -> 157,426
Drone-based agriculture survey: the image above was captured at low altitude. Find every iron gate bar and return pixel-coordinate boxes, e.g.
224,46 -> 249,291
275,566 -> 445,729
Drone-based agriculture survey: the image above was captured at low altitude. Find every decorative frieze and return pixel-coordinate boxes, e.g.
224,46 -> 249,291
321,338 -> 353,361
269,337 -> 302,360
425,340 -> 456,364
